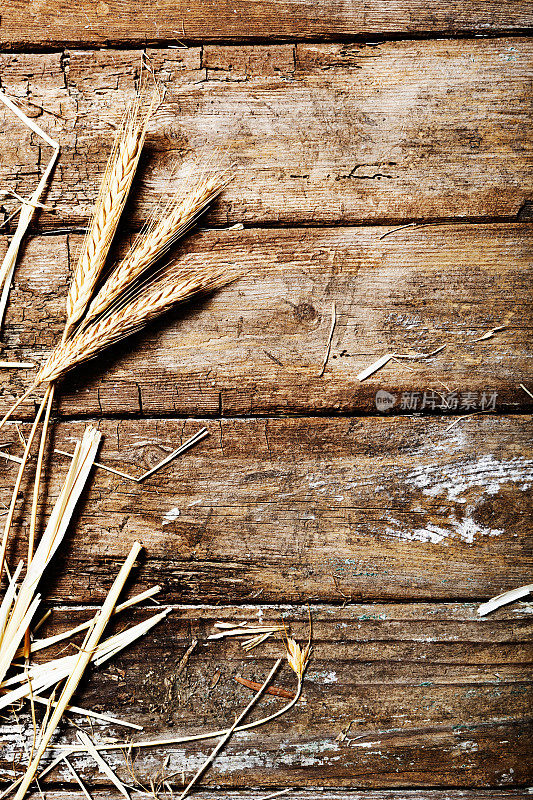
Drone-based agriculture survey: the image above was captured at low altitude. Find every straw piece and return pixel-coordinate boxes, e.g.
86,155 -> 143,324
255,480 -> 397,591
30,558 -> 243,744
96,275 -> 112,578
0,361 -> 35,368
178,658 -> 283,800
31,694 -> 144,730
18,584 -> 161,656
54,426 -> 209,483
77,731 -> 131,800
472,325 -> 506,342
62,757 -> 93,800
0,561 -> 23,642
0,92 -> 59,329
209,623 -> 282,640
2,609 -> 170,709
0,382 -> 39,436
0,385 -> 53,580
13,542 -> 143,800
235,675 -> 296,699
0,91 -> 59,149
477,583 -> 533,616
357,353 -> 393,382
520,383 -> 533,400
357,344 -> 447,382
318,301 -> 336,377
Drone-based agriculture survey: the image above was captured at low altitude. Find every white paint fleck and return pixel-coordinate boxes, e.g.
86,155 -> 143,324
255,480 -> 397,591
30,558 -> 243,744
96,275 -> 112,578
351,740 -> 382,748
162,506 -> 180,525
407,455 -> 533,502
312,669 -> 338,684
308,477 -> 327,488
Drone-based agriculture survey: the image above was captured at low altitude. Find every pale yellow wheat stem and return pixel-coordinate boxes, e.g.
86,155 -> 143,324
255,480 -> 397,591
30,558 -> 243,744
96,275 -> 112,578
0,385 -> 52,580
23,382 -> 55,657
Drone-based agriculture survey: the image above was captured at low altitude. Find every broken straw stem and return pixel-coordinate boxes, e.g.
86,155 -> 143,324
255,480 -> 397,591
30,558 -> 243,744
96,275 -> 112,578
0,384 -> 52,579
54,426 -> 209,482
178,657 -> 283,800
13,542 -> 143,800
25,383 -> 56,656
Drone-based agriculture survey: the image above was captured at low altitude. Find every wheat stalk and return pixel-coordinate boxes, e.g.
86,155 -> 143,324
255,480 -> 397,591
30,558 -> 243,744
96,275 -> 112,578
64,89 -> 157,338
12,542 -> 143,800
84,170 -> 232,324
37,265 -> 237,385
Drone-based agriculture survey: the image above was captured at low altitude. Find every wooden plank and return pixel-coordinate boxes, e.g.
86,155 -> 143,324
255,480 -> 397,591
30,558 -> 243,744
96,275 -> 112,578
1,415 -> 531,602
0,40 -> 531,227
2,604 -> 531,789
1,223 -> 531,418
1,1 -> 531,47
31,794 -> 533,800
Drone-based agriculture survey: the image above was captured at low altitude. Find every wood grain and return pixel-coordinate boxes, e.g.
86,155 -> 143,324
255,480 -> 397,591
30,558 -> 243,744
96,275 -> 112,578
1,415 -> 531,603
1,1 -> 531,47
1,223 -> 531,418
28,794 -> 533,800
2,604 -> 531,789
0,40 -> 531,227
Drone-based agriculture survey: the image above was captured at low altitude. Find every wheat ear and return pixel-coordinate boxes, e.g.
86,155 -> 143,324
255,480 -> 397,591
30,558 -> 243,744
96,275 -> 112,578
64,90 -> 157,338
36,266 -> 237,385
83,171 -> 232,324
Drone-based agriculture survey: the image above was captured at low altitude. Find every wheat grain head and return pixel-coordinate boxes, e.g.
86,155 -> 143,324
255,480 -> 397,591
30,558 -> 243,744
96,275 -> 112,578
37,265 -> 238,384
83,170 -> 232,324
64,88 -> 157,338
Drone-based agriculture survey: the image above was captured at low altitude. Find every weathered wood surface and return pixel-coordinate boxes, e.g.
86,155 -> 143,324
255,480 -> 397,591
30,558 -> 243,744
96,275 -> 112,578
2,604 -> 531,789
1,223 -> 531,419
2,415 -> 531,603
1,1 -> 532,47
1,17 -> 531,799
0,40 -> 531,227
29,794 -> 533,800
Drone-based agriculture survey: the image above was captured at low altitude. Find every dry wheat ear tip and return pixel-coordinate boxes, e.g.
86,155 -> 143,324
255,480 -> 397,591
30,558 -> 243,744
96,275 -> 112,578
83,170 -> 233,325
63,89 -> 157,338
36,266 -> 239,385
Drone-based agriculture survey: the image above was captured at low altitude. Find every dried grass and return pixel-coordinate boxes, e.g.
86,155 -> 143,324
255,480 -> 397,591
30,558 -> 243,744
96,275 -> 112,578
478,583 -> 533,616
0,91 -> 59,331
12,542 -> 144,799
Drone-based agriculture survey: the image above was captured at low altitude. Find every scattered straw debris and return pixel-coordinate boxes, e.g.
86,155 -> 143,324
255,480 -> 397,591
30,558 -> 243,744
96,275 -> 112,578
78,730 -> 132,800
178,658 -> 284,800
472,325 -> 506,342
318,301 -> 336,377
12,541 -> 135,796
443,411 -> 493,433
235,675 -> 296,699
0,91 -> 59,331
55,426 -> 209,483
478,583 -> 533,616
357,345 -> 446,381
61,757 -> 93,800
209,621 -> 284,650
